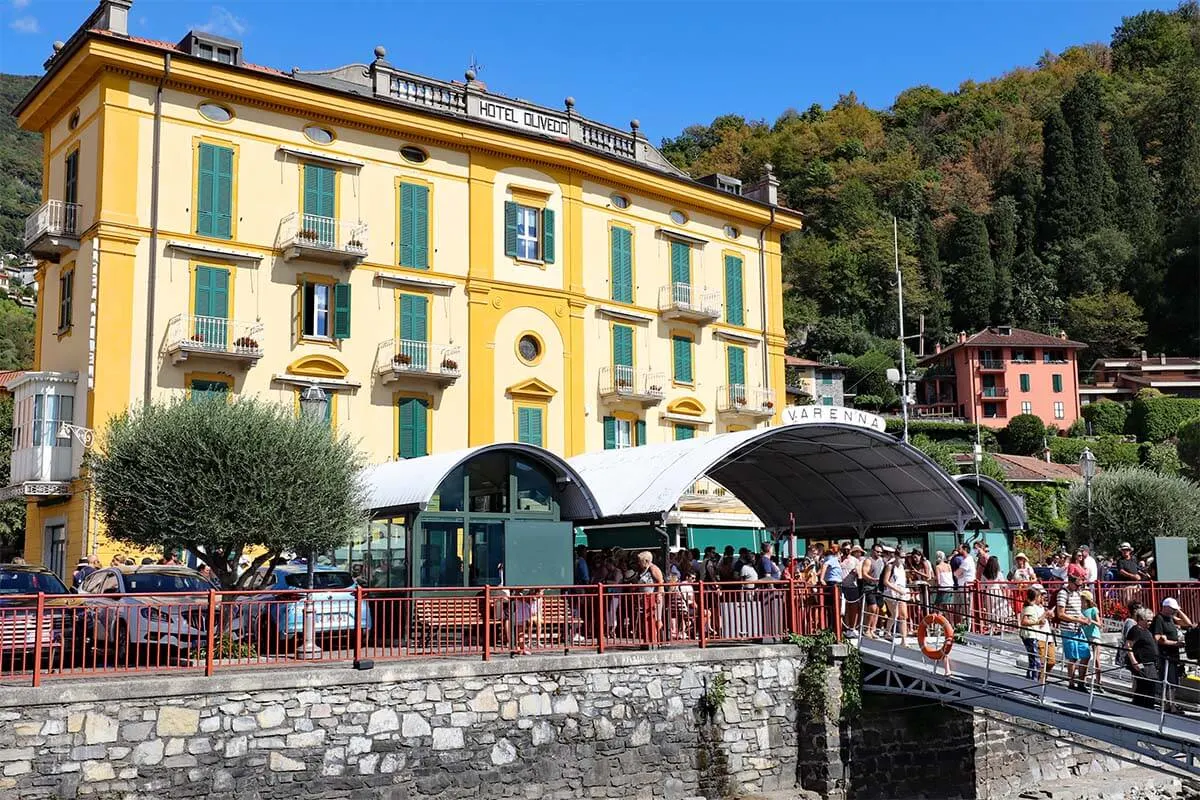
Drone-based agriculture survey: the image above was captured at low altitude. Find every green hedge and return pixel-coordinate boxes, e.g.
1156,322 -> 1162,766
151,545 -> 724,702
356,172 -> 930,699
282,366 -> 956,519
1081,399 -> 1129,436
1129,396 -> 1200,442
886,419 -> 999,449
1049,435 -> 1140,468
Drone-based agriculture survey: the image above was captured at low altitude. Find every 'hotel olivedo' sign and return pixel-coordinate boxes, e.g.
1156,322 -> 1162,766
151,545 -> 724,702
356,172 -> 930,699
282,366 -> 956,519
477,99 -> 570,138
780,405 -> 887,432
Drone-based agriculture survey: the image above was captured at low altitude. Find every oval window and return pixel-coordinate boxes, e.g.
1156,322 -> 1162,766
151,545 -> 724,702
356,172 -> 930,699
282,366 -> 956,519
724,224 -> 740,239
517,334 -> 542,365
610,193 -> 630,210
304,125 -> 334,145
400,145 -> 429,164
198,102 -> 233,123
68,110 -> 80,131
669,209 -> 688,225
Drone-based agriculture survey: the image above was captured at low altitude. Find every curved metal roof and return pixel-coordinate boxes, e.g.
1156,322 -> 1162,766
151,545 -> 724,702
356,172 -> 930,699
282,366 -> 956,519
953,474 -> 1028,531
361,443 -> 602,520
568,424 -> 982,532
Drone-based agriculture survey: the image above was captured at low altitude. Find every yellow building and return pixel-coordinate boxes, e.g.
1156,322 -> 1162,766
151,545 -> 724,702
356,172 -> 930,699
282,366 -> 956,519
10,0 -> 802,578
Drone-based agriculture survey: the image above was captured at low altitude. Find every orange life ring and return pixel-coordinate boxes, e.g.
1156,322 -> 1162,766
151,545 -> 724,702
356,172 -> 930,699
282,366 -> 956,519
917,613 -> 954,660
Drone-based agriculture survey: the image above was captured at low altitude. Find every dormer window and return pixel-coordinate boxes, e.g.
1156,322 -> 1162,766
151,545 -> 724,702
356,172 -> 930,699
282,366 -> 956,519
178,31 -> 243,67
997,325 -> 1012,336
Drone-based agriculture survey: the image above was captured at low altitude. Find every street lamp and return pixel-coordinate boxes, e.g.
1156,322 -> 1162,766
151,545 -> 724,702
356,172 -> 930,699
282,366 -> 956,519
296,384 -> 327,659
1079,447 -> 1097,545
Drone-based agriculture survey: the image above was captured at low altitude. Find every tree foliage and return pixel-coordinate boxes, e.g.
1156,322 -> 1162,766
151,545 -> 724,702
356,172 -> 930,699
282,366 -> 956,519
1002,414 -> 1047,456
91,398 -> 368,588
845,350 -> 898,408
0,74 -> 40,255
1066,467 -> 1200,553
1063,291 -> 1147,363
1081,399 -> 1129,435
1177,416 -> 1200,475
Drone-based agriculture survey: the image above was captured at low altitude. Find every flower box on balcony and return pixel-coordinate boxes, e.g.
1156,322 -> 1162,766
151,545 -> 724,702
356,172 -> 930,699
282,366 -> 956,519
440,358 -> 458,371
234,336 -> 259,350
190,333 -> 205,343
393,353 -> 413,367
735,397 -> 747,406
649,385 -> 663,394
616,378 -> 632,390
347,239 -> 365,250
764,400 -> 775,410
297,229 -> 320,242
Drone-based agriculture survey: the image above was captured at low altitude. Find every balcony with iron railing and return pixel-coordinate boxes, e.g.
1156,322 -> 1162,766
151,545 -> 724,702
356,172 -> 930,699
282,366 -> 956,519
658,283 -> 721,324
977,358 -> 1005,371
376,340 -> 462,386
279,213 -> 368,267
716,385 -> 776,418
164,314 -> 265,367
598,365 -> 665,406
23,200 -> 81,262
979,386 -> 1009,399
913,404 -> 960,419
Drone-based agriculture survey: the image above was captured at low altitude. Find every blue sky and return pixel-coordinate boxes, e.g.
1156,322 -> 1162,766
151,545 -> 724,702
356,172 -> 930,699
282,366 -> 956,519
0,1 -> 1177,143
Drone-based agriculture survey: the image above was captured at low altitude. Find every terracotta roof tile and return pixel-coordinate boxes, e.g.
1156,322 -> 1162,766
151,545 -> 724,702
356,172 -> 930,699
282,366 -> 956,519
90,30 -> 289,76
0,371 -> 26,391
990,453 -> 1082,483
920,327 -> 1084,364
785,355 -> 845,370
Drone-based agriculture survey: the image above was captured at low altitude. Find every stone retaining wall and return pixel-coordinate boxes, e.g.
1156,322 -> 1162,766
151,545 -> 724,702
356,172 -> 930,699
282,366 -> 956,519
0,647 -> 802,800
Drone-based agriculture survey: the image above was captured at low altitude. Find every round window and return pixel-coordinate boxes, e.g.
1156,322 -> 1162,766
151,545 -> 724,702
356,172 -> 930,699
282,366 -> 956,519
669,209 -> 688,225
724,224 -> 740,239
198,102 -> 233,123
400,145 -> 429,164
517,334 -> 542,364
610,193 -> 630,209
304,125 -> 334,145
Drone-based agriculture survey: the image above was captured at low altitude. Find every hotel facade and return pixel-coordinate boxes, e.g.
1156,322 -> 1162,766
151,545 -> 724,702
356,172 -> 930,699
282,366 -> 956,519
10,1 -> 802,576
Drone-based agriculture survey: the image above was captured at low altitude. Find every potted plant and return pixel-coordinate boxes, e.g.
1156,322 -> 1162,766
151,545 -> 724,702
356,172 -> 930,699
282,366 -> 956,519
649,384 -> 663,393
440,358 -> 458,371
298,228 -> 319,242
764,400 -> 775,410
394,352 -> 413,367
736,396 -> 747,406
347,238 -> 364,250
234,336 -> 259,350
616,378 -> 632,390
189,332 -> 205,344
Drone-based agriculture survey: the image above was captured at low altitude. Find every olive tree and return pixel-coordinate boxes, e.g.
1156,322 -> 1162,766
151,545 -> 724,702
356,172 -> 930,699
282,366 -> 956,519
91,397 -> 367,588
1066,467 -> 1200,553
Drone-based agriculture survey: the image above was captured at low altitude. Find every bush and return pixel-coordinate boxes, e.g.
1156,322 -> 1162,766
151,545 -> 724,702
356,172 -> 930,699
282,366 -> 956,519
1002,414 -> 1046,456
1139,442 -> 1181,476
1049,435 -> 1140,468
885,420 -> 1000,449
1178,417 -> 1200,476
909,434 -> 956,474
1129,395 -> 1200,442
1065,418 -> 1088,437
1081,399 -> 1128,436
1066,467 -> 1200,554
853,394 -> 883,411
846,350 -> 899,408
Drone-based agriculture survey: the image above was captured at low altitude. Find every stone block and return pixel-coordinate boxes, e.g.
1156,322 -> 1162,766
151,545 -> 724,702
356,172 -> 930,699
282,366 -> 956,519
519,693 -> 551,716
450,711 -> 478,727
2,761 -> 30,777
666,697 -> 685,719
164,737 -> 184,756
532,721 -> 555,746
595,717 -> 615,741
551,695 -> 579,715
255,706 -> 286,730
269,752 -> 306,772
310,703 -> 332,719
469,688 -> 499,713
500,701 -> 519,721
431,727 -> 464,750
224,736 -> 247,758
401,713 -> 430,738
230,716 -> 257,733
286,730 -> 326,749
491,738 -> 517,765
187,738 -> 212,755
0,748 -> 34,762
83,712 -> 119,745
368,709 -> 399,735
347,736 -> 372,756
82,760 -> 115,781
163,754 -> 197,768
157,707 -> 200,737
630,720 -> 651,747
646,679 -> 663,699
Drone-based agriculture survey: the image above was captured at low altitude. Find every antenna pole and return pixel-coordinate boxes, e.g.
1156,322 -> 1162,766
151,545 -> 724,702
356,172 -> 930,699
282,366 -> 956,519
895,216 -> 909,443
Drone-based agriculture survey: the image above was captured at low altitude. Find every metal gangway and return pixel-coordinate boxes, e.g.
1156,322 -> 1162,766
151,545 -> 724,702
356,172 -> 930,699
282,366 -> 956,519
853,589 -> 1200,778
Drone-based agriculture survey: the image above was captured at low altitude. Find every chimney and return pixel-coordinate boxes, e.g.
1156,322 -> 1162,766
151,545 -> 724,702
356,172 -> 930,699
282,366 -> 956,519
1160,353 -> 1167,365
1058,330 -> 1067,340
1141,350 -> 1148,361
743,163 -> 779,206
958,331 -> 967,344
935,342 -> 942,355
93,0 -> 132,35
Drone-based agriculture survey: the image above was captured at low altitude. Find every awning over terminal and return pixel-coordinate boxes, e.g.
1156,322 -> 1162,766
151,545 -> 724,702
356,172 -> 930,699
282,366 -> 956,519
567,424 -> 982,534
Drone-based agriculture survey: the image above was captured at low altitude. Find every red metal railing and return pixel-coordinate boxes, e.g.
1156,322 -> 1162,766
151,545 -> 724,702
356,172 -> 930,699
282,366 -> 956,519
0,579 -> 839,685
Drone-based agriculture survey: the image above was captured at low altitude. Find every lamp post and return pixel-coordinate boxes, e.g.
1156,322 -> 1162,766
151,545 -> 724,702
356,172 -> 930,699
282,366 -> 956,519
296,385 -> 327,659
1079,447 -> 1097,545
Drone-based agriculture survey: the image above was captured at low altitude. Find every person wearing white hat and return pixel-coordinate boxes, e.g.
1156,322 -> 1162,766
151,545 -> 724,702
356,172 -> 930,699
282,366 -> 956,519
1151,597 -> 1194,712
1011,553 -> 1036,583
1115,544 -> 1140,582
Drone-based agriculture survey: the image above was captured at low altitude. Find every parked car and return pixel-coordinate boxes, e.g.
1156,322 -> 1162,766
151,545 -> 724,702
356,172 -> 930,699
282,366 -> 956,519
76,566 -> 233,665
238,565 -> 371,650
0,563 -> 78,668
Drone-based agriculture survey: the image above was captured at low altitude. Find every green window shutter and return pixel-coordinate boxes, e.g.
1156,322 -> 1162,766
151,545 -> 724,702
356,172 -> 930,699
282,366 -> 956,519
214,146 -> 234,239
398,397 -> 429,459
196,143 -> 216,236
193,266 -> 229,319
517,407 -> 543,446
324,394 -> 335,428
670,241 -> 691,286
672,335 -> 693,383
399,182 -> 429,268
504,201 -> 518,257
724,255 -> 744,325
1053,374 -> 1062,393
1020,374 -> 1030,392
399,294 -> 429,369
603,416 -> 616,450
610,227 -> 633,303
332,282 -> 352,340
635,419 -> 646,447
612,324 -> 633,369
675,424 -> 695,441
190,379 -> 229,402
304,164 -> 335,218
541,208 -> 555,263
727,346 -> 746,386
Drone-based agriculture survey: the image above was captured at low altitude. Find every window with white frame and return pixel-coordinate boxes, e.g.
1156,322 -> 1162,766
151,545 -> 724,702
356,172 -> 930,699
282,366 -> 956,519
614,418 -> 633,449
33,394 -> 73,448
304,283 -> 332,337
1053,401 -> 1065,419
1021,401 -> 1032,415
516,205 -> 539,261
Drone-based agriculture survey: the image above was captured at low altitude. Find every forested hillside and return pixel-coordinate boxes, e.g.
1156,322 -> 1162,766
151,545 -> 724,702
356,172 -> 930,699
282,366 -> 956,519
0,74 -> 40,256
661,3 -> 1200,371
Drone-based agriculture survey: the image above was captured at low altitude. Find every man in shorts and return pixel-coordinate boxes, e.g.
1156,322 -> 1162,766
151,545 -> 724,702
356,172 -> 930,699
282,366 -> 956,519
1055,573 -> 1091,691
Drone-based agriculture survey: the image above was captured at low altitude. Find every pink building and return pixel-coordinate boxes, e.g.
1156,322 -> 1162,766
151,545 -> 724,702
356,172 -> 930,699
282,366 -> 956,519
916,326 -> 1084,428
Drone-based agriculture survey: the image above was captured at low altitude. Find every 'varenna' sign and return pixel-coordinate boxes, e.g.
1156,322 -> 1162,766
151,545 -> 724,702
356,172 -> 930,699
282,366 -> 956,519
780,405 -> 887,432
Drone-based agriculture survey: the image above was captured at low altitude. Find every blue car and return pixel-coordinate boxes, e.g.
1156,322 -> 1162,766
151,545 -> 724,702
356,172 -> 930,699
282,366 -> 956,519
239,566 -> 371,649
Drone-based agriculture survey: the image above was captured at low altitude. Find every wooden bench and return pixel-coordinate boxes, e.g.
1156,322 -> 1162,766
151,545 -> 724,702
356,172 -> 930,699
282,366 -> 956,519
410,593 -> 581,651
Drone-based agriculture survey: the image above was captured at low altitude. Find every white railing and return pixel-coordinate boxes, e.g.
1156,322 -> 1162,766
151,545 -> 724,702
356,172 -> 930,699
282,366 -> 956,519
658,283 -> 722,319
389,75 -> 467,113
580,122 -> 636,159
681,477 -> 732,500
165,314 -> 265,358
717,385 -> 776,415
598,365 -> 665,399
24,200 -> 80,246
280,212 -> 368,255
379,339 -> 462,377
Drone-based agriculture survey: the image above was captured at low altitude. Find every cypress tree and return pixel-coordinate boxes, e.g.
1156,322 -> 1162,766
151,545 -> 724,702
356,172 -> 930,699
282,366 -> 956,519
917,214 -> 950,344
948,209 -> 996,332
1039,107 -> 1080,249
1009,168 -> 1060,328
1061,73 -> 1117,232
989,197 -> 1017,323
1156,66 -> 1200,350
1108,115 -> 1161,261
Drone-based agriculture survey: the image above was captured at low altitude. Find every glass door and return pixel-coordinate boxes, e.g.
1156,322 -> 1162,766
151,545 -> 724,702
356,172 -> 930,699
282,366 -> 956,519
468,521 -> 505,587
